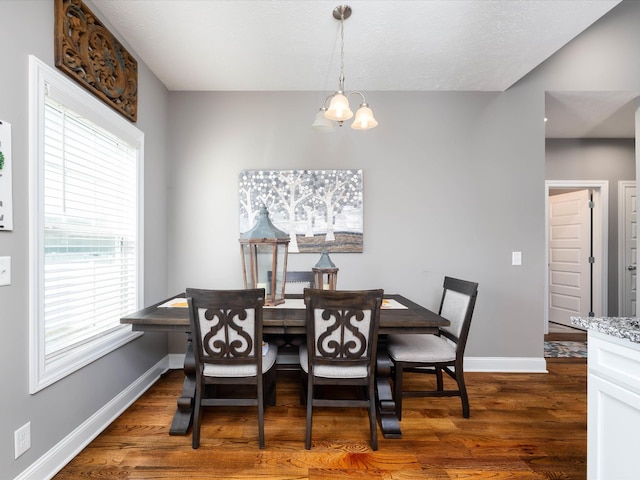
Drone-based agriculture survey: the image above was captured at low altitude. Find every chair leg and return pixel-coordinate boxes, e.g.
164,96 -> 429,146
257,382 -> 265,449
393,363 -> 404,421
192,384 -> 203,449
436,367 -> 444,391
299,371 -> 307,406
264,369 -> 277,407
269,370 -> 277,407
368,383 -> 378,451
305,382 -> 313,449
457,370 -> 470,418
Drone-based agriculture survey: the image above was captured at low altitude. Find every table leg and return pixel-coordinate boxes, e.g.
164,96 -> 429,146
169,332 -> 196,435
376,339 -> 402,438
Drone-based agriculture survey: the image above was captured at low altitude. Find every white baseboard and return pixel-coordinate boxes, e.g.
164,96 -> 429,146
13,356 -> 170,480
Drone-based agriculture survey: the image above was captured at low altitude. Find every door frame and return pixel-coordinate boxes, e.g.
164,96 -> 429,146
544,180 -> 609,334
618,180 -> 636,316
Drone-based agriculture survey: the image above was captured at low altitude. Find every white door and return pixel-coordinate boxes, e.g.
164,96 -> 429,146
619,182 -> 637,316
548,189 -> 592,327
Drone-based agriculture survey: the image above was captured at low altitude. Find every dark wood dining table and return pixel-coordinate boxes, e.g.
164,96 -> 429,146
120,293 -> 449,439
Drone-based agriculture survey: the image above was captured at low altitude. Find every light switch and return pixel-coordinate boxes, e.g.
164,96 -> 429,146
0,256 -> 11,286
512,251 -> 522,266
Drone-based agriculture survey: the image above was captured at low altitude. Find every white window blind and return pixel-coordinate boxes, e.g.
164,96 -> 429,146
29,56 -> 143,393
43,99 -> 138,359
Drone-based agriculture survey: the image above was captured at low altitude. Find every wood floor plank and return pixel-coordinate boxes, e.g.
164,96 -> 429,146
54,362 -> 587,479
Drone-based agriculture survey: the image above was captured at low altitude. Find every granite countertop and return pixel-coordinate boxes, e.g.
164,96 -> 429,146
571,316 -> 640,344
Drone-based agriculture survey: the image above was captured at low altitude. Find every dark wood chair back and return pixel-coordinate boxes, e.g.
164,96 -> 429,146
188,288 -> 264,368
300,288 -> 384,450
186,288 -> 276,449
264,271 -> 315,360
268,270 -> 315,294
305,288 -> 382,373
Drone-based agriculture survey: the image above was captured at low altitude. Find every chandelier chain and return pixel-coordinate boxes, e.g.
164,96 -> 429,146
311,5 -> 378,131
339,13 -> 345,90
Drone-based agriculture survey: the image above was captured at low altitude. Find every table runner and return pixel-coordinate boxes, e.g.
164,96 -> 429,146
159,297 -> 408,309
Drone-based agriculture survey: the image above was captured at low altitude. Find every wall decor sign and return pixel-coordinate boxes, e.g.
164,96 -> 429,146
0,119 -> 13,231
239,169 -> 363,253
54,0 -> 138,122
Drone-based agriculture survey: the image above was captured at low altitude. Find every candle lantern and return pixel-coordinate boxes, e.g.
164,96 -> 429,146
239,206 -> 290,306
313,248 -> 339,290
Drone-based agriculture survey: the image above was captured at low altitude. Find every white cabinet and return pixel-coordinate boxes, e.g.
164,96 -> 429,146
587,330 -> 640,480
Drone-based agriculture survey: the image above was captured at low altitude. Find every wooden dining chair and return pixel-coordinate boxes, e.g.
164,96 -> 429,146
186,288 -> 278,449
268,270 -> 315,294
387,276 -> 478,419
266,270 -> 315,370
299,288 -> 384,450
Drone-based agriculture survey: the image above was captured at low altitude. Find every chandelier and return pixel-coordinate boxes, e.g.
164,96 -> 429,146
312,5 -> 378,132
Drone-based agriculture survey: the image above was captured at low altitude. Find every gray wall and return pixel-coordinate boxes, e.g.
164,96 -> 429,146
166,88 -> 544,358
546,138 -> 636,315
164,0 -> 640,360
169,2 -> 640,358
0,1 -> 170,478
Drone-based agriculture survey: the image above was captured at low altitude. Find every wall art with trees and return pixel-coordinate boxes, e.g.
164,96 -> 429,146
0,119 -> 12,231
239,169 -> 363,253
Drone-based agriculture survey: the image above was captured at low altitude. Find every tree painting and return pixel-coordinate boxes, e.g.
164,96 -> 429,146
239,170 -> 363,253
0,119 -> 12,231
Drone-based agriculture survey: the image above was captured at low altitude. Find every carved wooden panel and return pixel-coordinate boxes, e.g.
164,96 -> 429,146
54,0 -> 138,122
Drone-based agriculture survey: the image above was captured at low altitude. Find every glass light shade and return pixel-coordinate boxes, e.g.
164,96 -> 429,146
351,104 -> 378,130
311,109 -> 335,132
325,92 -> 354,121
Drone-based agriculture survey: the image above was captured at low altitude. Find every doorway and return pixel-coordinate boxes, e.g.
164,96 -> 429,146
618,181 -> 637,316
544,91 -> 639,341
544,180 -> 608,334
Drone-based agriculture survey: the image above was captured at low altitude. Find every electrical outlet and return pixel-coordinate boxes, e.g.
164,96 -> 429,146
14,422 -> 31,459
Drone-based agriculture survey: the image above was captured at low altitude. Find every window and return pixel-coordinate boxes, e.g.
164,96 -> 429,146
29,56 -> 144,393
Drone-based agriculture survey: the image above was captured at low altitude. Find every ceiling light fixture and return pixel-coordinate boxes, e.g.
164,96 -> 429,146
312,5 -> 378,132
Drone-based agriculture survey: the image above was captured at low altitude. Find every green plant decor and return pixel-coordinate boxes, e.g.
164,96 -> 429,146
0,150 -> 4,170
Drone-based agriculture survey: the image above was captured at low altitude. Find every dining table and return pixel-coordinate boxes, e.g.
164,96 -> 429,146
120,293 -> 449,439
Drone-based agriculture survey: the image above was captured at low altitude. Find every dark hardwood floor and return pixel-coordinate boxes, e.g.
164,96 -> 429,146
54,361 -> 587,479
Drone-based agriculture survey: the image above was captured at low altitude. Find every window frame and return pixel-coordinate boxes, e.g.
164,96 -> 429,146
28,55 -> 144,393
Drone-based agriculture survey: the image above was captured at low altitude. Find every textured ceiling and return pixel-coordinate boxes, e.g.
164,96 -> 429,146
545,91 -> 639,139
90,0 -> 637,138
91,0 -> 620,92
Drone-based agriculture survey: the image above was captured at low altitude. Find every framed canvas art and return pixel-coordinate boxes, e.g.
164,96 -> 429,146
0,119 -> 13,231
239,169 -> 363,253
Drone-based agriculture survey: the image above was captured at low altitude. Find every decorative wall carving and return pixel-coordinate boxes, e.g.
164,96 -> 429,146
54,0 -> 138,122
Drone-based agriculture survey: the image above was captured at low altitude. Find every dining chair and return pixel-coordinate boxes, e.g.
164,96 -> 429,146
299,288 -> 384,450
186,288 -> 278,449
268,270 -> 315,294
387,276 -> 478,419
267,270 -> 315,370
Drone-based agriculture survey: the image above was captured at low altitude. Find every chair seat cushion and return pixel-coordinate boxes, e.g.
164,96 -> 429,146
299,345 -> 368,378
203,345 -> 278,377
387,334 -> 456,363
